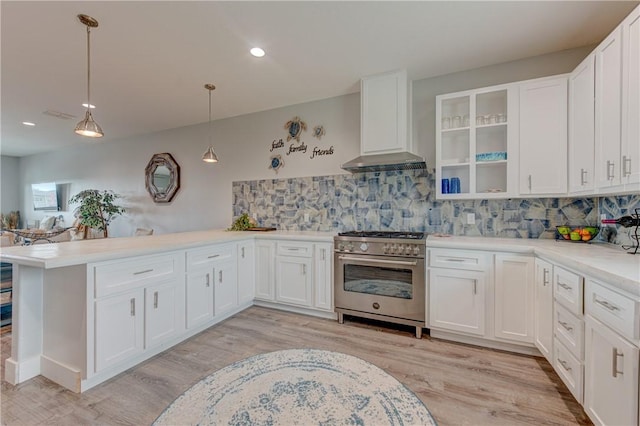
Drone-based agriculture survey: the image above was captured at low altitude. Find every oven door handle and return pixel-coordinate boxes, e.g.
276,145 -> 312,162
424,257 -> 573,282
338,255 -> 418,267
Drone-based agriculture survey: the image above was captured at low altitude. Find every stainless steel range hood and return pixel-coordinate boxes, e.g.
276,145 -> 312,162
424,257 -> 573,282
341,152 -> 426,173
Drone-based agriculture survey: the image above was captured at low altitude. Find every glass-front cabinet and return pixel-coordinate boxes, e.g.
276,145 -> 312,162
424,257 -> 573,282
436,84 -> 518,199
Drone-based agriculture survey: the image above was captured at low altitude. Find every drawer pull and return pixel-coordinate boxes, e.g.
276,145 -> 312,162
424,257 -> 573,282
444,258 -> 466,262
219,270 -> 223,283
543,268 -> 550,286
557,282 -> 572,290
287,248 -> 300,251
559,321 -> 573,332
557,358 -> 572,372
153,291 -> 158,309
595,298 -> 620,312
206,273 -> 211,287
130,298 -> 136,316
208,254 -> 220,259
241,247 -> 245,258
133,269 -> 154,275
612,348 -> 624,378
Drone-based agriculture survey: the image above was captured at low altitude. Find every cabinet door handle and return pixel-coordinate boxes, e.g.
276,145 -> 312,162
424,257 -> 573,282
559,320 -> 573,332
206,273 -> 211,287
557,358 -> 572,372
241,247 -> 245,258
623,155 -> 631,177
543,268 -> 549,286
580,168 -> 587,186
321,248 -> 325,261
219,270 -> 223,283
134,269 -> 153,275
302,264 -> 306,275
595,298 -> 620,312
612,348 -> 624,377
130,298 -> 135,316
473,279 -> 477,295
607,160 -> 615,180
557,281 -> 571,291
153,291 -> 158,309
528,174 -> 532,190
208,254 -> 220,259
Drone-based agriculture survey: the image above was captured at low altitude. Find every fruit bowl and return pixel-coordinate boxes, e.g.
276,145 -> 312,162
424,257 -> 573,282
556,225 -> 600,242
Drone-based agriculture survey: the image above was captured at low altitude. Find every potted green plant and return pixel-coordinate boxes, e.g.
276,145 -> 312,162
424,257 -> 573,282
69,189 -> 125,238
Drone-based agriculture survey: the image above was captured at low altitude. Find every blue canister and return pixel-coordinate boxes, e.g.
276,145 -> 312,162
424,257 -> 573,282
441,178 -> 450,194
451,177 -> 461,194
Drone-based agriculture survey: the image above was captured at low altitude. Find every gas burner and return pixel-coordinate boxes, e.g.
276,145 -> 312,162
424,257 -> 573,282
338,231 -> 425,240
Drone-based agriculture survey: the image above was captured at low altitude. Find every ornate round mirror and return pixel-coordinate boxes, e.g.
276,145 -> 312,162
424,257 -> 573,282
145,153 -> 180,203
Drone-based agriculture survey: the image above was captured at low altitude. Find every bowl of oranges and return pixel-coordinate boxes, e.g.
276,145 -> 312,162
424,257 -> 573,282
556,226 -> 599,242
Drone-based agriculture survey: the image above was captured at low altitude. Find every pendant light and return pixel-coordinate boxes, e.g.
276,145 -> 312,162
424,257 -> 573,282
75,14 -> 103,138
202,84 -> 219,163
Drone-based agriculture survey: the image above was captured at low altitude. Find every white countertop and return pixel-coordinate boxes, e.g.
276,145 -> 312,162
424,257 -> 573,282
427,235 -> 640,296
0,229 -> 335,269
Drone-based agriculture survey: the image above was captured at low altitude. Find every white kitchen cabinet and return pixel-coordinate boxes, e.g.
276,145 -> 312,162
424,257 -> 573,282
237,241 -> 255,306
568,54 -> 596,194
621,6 -> 640,188
436,84 -> 518,199
360,69 -> 411,155
275,255 -> 313,308
519,75 -> 568,195
534,258 -> 554,361
95,288 -> 144,372
313,243 -> 333,311
255,240 -> 275,301
428,268 -> 486,336
584,316 -> 639,426
214,257 -> 238,316
185,267 -> 214,328
595,26 -> 624,191
494,254 -> 534,344
144,280 -> 183,350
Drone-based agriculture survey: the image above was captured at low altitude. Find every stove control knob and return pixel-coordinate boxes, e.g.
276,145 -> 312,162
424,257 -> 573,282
347,243 -> 354,252
413,246 -> 420,256
337,243 -> 344,251
383,244 -> 389,254
390,244 -> 397,254
405,245 -> 413,255
359,243 -> 369,252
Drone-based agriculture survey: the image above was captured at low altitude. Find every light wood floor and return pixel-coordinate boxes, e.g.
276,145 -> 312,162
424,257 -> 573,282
1,306 -> 591,425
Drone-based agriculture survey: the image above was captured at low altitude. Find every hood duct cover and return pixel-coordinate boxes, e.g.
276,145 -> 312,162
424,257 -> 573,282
341,152 -> 426,173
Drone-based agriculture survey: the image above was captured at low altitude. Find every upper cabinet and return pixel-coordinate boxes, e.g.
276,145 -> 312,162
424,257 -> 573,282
569,54 -> 596,195
361,69 -> 412,155
436,84 -> 518,199
595,5 -> 640,194
519,76 -> 568,196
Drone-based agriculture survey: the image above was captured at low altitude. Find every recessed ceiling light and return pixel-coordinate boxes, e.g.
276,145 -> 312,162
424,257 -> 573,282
82,103 -> 96,109
250,47 -> 265,58
22,121 -> 36,126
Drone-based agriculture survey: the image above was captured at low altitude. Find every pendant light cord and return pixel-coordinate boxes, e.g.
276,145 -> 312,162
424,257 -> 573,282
86,25 -> 91,111
208,87 -> 212,143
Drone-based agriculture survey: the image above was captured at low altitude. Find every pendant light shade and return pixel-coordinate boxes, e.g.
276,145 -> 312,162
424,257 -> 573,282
202,84 -> 218,163
75,14 -> 104,138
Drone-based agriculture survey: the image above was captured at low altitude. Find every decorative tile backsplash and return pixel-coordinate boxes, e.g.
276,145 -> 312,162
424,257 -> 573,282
232,169 -> 639,247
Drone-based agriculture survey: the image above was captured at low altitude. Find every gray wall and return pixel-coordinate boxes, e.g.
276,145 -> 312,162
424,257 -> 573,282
12,46 -> 593,237
1,155 -> 20,214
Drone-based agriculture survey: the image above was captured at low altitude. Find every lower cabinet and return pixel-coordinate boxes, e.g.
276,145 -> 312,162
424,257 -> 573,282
255,240 -> 276,301
584,316 -> 639,426
313,243 -> 333,312
214,257 -> 238,316
95,288 -> 145,372
186,267 -> 214,328
534,258 -> 554,361
276,251 -> 313,307
237,241 -> 255,305
494,254 -> 534,343
428,268 -> 486,336
145,280 -> 183,350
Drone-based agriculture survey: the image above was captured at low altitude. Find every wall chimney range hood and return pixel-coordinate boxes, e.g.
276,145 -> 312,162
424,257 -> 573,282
342,69 -> 426,173
341,152 -> 426,173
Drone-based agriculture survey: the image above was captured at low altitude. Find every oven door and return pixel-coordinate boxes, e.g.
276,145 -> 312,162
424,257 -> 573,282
334,253 -> 425,322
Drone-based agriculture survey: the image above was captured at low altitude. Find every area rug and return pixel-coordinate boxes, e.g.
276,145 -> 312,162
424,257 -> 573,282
153,348 -> 437,425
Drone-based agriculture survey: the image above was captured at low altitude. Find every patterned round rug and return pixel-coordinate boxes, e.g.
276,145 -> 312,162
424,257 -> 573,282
153,348 -> 437,425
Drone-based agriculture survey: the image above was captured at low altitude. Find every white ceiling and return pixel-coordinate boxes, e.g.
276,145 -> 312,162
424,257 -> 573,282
1,1 -> 638,157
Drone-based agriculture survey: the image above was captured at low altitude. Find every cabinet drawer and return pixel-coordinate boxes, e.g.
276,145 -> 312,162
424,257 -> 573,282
554,302 -> 584,360
276,241 -> 313,258
94,253 -> 181,298
585,279 -> 640,343
187,244 -> 234,268
554,266 -> 583,315
553,339 -> 584,404
429,249 -> 490,271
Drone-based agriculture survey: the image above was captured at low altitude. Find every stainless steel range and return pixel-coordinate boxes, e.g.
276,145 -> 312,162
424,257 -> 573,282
334,231 -> 426,338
